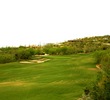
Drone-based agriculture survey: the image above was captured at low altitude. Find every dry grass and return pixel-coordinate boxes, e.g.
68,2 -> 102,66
0,80 -> 32,86
88,68 -> 98,71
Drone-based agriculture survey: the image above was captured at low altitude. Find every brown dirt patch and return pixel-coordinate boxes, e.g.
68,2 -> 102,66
48,80 -> 73,85
88,68 -> 98,71
96,64 -> 101,69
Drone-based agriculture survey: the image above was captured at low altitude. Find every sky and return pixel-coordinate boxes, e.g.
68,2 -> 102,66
0,0 -> 110,47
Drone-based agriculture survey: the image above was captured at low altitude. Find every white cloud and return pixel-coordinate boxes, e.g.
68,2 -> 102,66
0,0 -> 110,47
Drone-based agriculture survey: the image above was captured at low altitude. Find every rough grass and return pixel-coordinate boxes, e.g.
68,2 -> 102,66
0,53 -> 97,100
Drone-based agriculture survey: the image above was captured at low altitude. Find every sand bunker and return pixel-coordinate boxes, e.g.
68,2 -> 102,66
20,59 -> 50,64
20,61 -> 32,64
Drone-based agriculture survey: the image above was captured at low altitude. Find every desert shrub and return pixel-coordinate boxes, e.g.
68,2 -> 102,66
0,53 -> 15,63
94,51 -> 105,64
94,49 -> 110,64
15,49 -> 33,60
90,49 -> 110,100
35,48 -> 45,55
0,48 -> 36,63
28,48 -> 36,55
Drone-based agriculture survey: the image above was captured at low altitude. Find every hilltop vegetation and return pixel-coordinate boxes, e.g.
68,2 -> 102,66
0,35 -> 110,64
43,35 -> 110,55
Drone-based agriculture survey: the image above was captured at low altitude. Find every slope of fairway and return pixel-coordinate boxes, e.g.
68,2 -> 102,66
0,54 -> 97,100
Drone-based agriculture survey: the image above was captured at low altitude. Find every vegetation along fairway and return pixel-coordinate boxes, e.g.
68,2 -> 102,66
0,53 -> 97,100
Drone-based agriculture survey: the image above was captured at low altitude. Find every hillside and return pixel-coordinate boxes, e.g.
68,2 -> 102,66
43,35 -> 110,55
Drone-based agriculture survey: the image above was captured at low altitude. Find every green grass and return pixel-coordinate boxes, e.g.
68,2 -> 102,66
0,53 -> 97,100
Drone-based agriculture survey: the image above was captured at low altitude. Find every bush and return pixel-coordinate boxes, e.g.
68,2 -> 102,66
94,50 -> 105,64
15,49 -> 33,60
0,48 -> 36,64
0,53 -> 15,64
91,49 -> 110,100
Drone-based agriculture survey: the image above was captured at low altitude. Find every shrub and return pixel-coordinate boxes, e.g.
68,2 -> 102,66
0,53 -> 15,64
91,49 -> 110,100
15,49 -> 33,60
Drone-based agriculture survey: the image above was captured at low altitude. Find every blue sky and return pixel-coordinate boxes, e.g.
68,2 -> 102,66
0,0 -> 110,47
